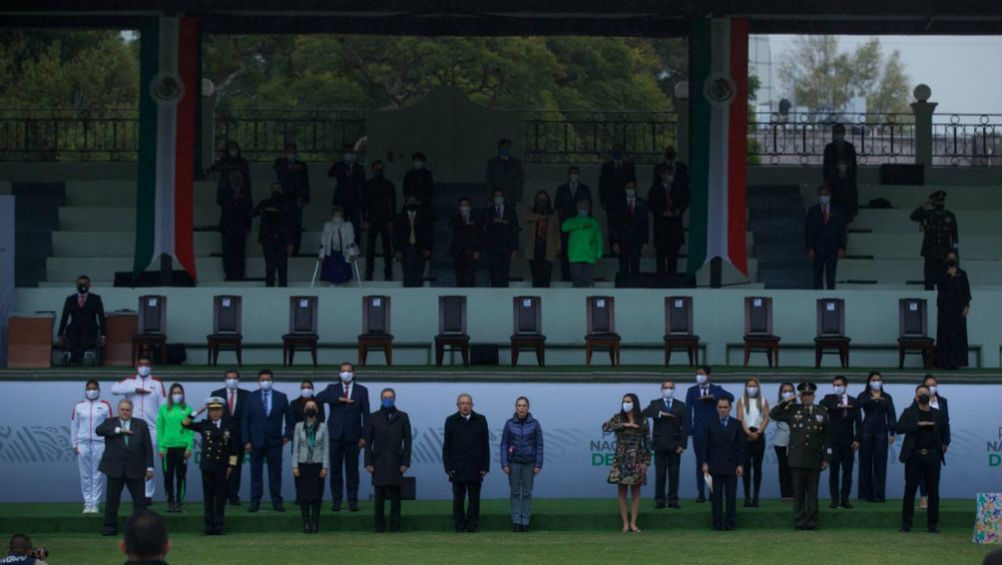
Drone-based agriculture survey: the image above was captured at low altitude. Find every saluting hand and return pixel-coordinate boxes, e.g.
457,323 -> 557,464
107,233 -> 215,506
366,465 -> 374,474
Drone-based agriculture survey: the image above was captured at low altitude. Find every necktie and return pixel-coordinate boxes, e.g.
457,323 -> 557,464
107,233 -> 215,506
702,387 -> 708,397
496,206 -> 502,220
629,199 -> 635,214
665,400 -> 671,411
123,421 -> 130,447
721,417 -> 727,427
264,391 -> 271,417
822,205 -> 829,225
78,294 -> 85,308
344,384 -> 350,398
228,390 -> 235,416
409,213 -> 417,245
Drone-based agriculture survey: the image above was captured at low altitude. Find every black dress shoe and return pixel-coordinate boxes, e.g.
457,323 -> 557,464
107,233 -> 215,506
229,498 -> 242,506
203,528 -> 214,536
167,501 -> 176,513
830,502 -> 839,509
466,525 -> 479,533
101,530 -> 118,537
144,497 -> 153,506
804,525 -> 817,531
248,502 -> 260,513
348,504 -> 359,512
512,523 -> 520,532
331,504 -> 341,512
900,524 -> 912,532
521,524 -> 530,532
668,504 -> 682,509
713,525 -> 723,531
743,499 -> 752,508
273,502 -> 286,512
841,502 -> 853,509
928,526 -> 940,534
374,527 -> 386,533
724,525 -> 735,531
454,525 -> 466,533
696,495 -> 706,503
654,503 -> 666,509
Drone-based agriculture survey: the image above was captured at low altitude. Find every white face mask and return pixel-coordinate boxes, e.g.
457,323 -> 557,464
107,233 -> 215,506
460,206 -> 471,218
662,388 -> 674,400
259,380 -> 273,391
928,385 -> 937,396
819,195 -> 831,205
493,196 -> 505,206
333,216 -> 344,224
339,371 -> 354,383
85,389 -> 100,400
343,153 -> 355,162
569,174 -> 579,183
413,161 -> 425,170
622,402 -> 634,413
696,374 -> 708,385
746,386 -> 759,397
833,385 -> 846,395
225,378 -> 239,390
782,391 -> 795,401
301,388 -> 314,398
625,189 -> 636,198
869,380 -> 882,391
137,366 -> 151,378
171,394 -> 184,404
286,153 -> 297,162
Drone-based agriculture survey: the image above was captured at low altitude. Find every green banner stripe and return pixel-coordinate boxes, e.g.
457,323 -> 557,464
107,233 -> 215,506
687,19 -> 712,274
134,16 -> 160,275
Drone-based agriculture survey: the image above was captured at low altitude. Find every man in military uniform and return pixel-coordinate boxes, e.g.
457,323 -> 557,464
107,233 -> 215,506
910,190 -> 959,290
182,397 -> 240,535
770,382 -> 829,530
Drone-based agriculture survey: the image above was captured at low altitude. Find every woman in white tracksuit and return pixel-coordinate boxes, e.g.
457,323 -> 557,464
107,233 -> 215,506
110,357 -> 165,500
71,379 -> 113,513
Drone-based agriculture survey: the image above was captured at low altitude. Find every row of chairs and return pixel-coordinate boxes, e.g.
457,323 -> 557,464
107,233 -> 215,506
129,294 -> 937,368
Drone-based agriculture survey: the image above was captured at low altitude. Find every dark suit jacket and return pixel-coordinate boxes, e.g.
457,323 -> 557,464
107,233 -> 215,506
858,390 -> 897,435
328,161 -> 365,212
908,396 -> 950,446
403,168 -> 435,206
211,386 -> 250,446
609,197 -> 650,252
647,181 -> 689,247
217,181 -> 254,234
804,203 -> 846,255
253,196 -> 296,245
273,158 -> 310,204
822,141 -> 857,185
442,411 -> 490,482
449,211 -> 483,258
393,208 -> 435,253
316,382 -> 370,442
361,177 -> 397,226
598,160 -> 636,209
485,158 -> 525,204
819,393 -> 862,448
241,389 -> 293,448
291,396 -> 327,424
699,417 -> 747,476
364,408 -> 413,486
554,182 -> 593,222
642,398 -> 689,452
96,417 -> 154,480
481,205 -> 519,256
58,293 -> 107,339
685,383 -> 735,438
896,406 -> 947,464
651,160 -> 690,189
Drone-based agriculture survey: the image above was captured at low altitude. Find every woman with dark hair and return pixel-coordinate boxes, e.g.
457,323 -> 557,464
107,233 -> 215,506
603,393 -> 650,532
858,371 -> 896,503
736,377 -> 769,507
156,383 -> 193,512
935,250 -> 971,370
522,190 -> 561,287
293,398 -> 329,533
772,382 -> 795,502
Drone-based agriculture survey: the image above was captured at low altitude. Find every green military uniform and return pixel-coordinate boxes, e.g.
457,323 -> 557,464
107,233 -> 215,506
909,190 -> 958,290
182,397 -> 239,535
769,383 -> 829,530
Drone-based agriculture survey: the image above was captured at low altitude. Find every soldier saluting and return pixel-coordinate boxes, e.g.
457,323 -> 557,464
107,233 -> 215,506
910,190 -> 958,290
769,382 -> 829,530
182,397 -> 240,536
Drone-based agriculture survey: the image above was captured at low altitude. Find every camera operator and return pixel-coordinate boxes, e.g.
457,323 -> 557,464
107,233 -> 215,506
0,534 -> 48,565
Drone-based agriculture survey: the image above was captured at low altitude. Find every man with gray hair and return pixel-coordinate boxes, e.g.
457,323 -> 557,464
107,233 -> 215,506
442,393 -> 490,532
96,399 -> 154,536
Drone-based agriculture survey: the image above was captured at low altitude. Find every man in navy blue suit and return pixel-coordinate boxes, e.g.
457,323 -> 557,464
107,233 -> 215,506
685,366 -> 734,503
316,361 -> 370,511
241,369 -> 293,513
699,397 -> 747,530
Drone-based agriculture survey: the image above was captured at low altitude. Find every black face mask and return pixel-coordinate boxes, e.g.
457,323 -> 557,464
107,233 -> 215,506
918,394 -> 930,405
374,169 -> 384,177
946,259 -> 958,267
77,284 -> 89,294
934,203 -> 945,211
406,204 -> 419,211
305,408 -> 318,417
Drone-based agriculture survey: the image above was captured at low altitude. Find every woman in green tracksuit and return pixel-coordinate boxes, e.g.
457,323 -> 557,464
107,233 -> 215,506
561,197 -> 603,287
157,383 -> 194,512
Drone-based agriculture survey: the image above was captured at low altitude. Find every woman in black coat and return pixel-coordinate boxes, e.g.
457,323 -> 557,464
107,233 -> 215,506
934,250 -> 971,370
364,388 -> 412,533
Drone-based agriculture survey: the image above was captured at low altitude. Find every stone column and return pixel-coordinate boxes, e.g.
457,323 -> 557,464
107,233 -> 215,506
200,78 -> 216,175
674,81 -> 690,164
910,83 -> 937,168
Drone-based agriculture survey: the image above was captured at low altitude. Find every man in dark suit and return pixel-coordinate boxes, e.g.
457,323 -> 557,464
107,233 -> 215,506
316,362 -> 370,512
393,197 -> 435,288
254,183 -> 296,287
819,375 -> 861,508
609,181 -> 649,275
443,393 -> 490,532
364,387 -> 413,533
361,160 -> 397,282
241,369 -> 293,512
897,384 -> 948,533
449,197 -> 482,287
805,184 -> 846,290
211,370 -> 250,505
404,152 -> 435,216
770,382 -> 829,530
699,397 -> 746,530
554,166 -> 592,281
485,138 -> 525,205
329,143 -> 366,238
647,165 -> 689,275
651,146 -> 689,189
58,275 -> 106,364
217,171 -> 253,281
686,366 -> 734,503
96,399 -> 154,535
822,123 -> 858,223
481,188 -> 520,287
598,144 -> 636,212
272,142 -> 310,254
642,379 -> 688,509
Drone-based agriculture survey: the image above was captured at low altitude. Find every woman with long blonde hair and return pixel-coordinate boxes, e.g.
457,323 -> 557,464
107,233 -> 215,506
736,377 -> 769,507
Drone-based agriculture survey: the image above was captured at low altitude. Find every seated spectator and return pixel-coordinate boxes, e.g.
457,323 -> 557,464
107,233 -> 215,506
481,188 -> 520,287
119,509 -> 170,565
217,170 -> 253,281
58,275 -> 106,364
254,183 -> 296,287
360,160 -> 396,282
485,139 -> 525,204
393,197 -> 434,288
2,533 -> 49,565
561,198 -> 602,288
522,190 -> 560,288
318,206 -> 358,286
449,197 -> 481,287
608,180 -> 649,275
273,142 -> 310,254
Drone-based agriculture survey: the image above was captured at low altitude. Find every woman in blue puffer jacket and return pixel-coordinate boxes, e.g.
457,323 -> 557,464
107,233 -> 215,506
501,396 -> 544,532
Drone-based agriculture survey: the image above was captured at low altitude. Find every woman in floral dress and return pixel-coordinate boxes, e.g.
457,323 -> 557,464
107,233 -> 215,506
603,392 -> 651,532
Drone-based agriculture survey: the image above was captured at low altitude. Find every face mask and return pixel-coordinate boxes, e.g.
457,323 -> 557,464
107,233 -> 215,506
819,195 -> 831,205
834,134 -> 845,142
343,153 -> 355,162
928,385 -> 937,396
78,284 -> 89,294
746,386 -> 759,397
137,366 -> 151,378
569,174 -> 579,183
286,153 -> 297,162
301,388 -> 314,398
406,203 -> 419,212
946,259 -> 957,267
837,163 -> 848,172
536,199 -> 548,208
869,380 -> 882,391
833,385 -> 845,395
782,391 -> 795,401
259,380 -> 273,391
373,169 -> 384,177
917,393 -> 931,405
577,208 -> 589,217
339,371 -> 353,383
696,374 -> 708,385
662,388 -> 674,400
934,203 -> 945,210
625,189 -> 636,198
171,394 -> 184,404
413,161 -> 425,169
493,196 -> 505,206
228,149 -> 239,158
622,402 -> 634,413
225,378 -> 239,390
333,216 -> 344,224
305,408 -> 318,417
499,148 -> 510,158
460,206 -> 471,217
85,389 -> 100,400
381,398 -> 395,409
271,190 -> 282,198
663,176 -> 674,184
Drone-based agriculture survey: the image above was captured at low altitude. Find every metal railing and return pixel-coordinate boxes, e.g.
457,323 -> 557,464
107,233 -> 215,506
0,109 -> 138,161
522,111 -> 676,164
932,114 -> 1002,167
214,108 -> 367,162
749,112 -> 916,166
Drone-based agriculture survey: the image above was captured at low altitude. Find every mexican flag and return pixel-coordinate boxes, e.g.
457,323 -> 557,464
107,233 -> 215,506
687,17 -> 749,277
134,15 -> 199,279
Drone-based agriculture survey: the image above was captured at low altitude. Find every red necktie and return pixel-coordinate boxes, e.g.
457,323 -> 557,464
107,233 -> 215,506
823,205 -> 829,225
228,390 -> 235,416
78,294 -> 85,308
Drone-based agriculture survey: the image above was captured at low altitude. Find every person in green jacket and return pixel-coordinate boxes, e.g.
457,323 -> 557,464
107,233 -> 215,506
561,197 -> 603,287
156,383 -> 194,512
